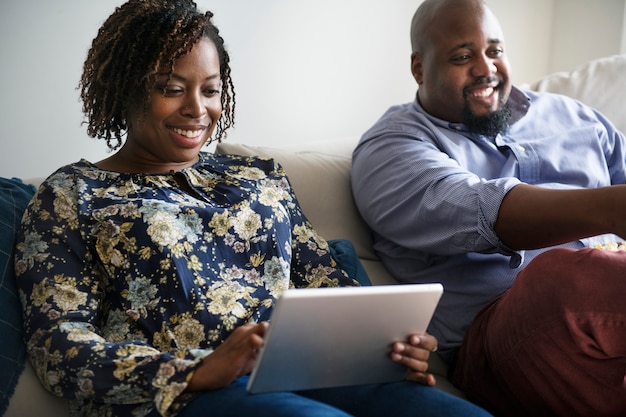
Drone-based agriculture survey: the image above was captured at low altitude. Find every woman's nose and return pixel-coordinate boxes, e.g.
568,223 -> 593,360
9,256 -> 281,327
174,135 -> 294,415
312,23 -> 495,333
182,93 -> 207,118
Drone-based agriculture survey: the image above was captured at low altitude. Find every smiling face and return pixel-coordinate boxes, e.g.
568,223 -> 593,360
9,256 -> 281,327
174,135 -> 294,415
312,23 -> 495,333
411,0 -> 511,124
107,37 -> 222,173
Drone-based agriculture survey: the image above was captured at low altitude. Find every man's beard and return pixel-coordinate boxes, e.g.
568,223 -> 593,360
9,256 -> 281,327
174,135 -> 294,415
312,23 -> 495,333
463,90 -> 511,138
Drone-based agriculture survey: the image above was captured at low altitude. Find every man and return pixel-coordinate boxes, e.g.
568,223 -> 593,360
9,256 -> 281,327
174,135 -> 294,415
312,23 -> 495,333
350,0 -> 626,415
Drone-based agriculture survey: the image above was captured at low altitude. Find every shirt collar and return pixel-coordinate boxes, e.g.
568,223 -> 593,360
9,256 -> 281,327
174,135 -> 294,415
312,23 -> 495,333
507,86 -> 531,125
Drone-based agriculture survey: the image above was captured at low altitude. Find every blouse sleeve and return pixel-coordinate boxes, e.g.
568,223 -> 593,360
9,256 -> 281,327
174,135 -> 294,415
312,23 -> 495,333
269,163 -> 359,289
14,171 -> 201,415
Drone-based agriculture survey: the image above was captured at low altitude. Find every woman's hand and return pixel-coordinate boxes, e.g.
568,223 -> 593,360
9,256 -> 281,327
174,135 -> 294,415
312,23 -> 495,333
390,333 -> 438,386
186,322 -> 268,392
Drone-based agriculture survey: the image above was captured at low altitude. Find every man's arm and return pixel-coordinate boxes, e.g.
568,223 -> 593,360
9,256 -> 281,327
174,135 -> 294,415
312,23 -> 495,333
495,183 -> 626,250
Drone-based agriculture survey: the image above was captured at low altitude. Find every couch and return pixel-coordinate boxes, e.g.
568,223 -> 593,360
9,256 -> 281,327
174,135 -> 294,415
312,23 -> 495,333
4,53 -> 626,416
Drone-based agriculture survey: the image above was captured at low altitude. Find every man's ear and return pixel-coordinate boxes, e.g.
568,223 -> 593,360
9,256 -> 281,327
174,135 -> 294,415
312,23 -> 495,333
410,52 -> 423,85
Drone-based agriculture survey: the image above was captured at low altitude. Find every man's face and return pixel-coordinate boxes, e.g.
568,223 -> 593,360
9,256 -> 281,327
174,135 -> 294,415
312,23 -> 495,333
411,4 -> 511,126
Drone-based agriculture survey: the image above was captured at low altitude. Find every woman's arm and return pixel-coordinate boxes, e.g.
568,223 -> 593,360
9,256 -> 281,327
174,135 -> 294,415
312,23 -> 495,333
270,162 -> 359,289
14,174 -> 201,414
186,322 -> 267,391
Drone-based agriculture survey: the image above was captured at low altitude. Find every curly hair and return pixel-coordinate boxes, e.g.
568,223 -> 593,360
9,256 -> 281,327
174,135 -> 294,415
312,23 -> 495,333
79,0 -> 235,150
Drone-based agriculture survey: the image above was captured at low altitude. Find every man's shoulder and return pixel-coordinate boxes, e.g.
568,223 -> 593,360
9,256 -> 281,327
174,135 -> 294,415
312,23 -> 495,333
515,86 -> 593,117
379,100 -> 419,119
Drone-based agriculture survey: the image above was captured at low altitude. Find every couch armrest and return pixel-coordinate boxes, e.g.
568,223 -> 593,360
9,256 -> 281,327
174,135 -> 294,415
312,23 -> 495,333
5,361 -> 68,417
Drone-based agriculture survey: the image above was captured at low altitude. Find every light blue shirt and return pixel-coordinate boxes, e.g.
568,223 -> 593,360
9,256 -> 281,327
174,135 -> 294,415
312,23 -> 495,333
351,87 -> 626,362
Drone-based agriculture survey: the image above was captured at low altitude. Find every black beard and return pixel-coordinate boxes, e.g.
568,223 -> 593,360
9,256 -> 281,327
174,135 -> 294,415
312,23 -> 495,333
463,101 -> 511,138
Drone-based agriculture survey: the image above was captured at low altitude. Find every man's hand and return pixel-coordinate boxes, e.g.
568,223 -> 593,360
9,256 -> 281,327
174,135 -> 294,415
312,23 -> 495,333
390,333 -> 438,386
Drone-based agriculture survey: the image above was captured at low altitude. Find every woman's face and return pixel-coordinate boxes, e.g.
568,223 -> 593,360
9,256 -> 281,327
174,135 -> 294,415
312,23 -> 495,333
125,37 -> 223,172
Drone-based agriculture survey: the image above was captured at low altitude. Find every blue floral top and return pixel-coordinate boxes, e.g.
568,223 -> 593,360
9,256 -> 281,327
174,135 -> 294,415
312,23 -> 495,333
14,152 -> 358,417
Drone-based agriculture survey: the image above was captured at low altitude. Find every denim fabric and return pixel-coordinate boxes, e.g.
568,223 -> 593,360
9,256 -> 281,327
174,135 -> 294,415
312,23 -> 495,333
175,375 -> 492,417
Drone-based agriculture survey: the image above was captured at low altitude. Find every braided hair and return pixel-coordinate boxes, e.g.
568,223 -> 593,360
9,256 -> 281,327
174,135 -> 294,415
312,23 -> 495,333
79,0 -> 236,150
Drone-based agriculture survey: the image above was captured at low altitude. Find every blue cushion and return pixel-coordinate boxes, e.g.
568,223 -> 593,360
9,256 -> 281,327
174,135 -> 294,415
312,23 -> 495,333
0,177 -> 36,414
328,239 -> 372,286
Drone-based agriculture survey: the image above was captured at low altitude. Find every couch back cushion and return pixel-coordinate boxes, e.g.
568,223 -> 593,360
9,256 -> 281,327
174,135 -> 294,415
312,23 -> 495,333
529,54 -> 626,134
215,142 -> 377,262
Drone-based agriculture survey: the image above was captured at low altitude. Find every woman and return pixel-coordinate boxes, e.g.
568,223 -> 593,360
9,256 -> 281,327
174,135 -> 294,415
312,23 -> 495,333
14,1 -> 492,416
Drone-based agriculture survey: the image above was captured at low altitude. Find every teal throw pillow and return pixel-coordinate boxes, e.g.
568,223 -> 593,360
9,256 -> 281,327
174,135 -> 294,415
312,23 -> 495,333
328,239 -> 372,286
0,177 -> 36,414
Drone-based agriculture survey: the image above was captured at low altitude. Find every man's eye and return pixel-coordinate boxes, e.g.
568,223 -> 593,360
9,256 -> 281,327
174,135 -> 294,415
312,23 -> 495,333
451,55 -> 470,63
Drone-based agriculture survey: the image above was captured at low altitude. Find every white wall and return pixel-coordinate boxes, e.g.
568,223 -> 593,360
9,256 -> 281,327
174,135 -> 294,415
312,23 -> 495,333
1,0 -> 624,179
549,0 -> 625,73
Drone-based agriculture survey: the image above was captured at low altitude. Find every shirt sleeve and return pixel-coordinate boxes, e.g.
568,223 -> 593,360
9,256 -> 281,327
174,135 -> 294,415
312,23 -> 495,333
351,128 -> 521,258
14,172 -> 202,415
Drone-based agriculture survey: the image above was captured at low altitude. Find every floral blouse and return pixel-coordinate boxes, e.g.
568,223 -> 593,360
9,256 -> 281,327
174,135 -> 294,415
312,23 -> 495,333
14,152 -> 358,417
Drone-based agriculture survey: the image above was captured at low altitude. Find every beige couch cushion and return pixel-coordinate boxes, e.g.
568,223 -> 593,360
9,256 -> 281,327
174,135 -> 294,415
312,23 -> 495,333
6,361 -> 68,417
529,54 -> 626,134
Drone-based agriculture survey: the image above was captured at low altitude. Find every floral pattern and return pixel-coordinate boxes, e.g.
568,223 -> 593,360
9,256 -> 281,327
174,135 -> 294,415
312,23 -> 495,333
14,152 -> 357,417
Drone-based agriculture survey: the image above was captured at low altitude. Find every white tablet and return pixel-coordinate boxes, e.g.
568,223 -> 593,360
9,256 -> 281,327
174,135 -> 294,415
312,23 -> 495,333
246,283 -> 443,394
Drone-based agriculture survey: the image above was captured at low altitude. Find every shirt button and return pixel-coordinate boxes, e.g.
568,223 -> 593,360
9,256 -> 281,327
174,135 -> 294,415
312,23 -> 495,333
517,145 -> 525,152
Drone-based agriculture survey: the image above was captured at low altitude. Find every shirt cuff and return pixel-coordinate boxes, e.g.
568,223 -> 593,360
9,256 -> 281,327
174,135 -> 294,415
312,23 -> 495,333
508,250 -> 524,268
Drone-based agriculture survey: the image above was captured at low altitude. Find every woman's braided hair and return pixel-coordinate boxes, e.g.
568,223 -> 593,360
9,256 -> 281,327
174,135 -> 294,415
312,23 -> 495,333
79,0 -> 235,150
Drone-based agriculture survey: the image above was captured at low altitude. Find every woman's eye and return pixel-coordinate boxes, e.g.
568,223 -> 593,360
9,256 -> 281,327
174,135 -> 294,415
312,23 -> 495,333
205,81 -> 223,96
155,83 -> 183,95
164,88 -> 183,96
